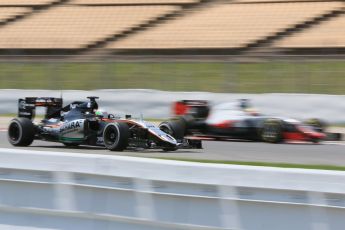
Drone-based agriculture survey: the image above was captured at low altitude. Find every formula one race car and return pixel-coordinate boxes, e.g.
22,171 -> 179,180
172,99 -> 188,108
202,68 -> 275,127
160,99 -> 337,144
8,97 -> 196,151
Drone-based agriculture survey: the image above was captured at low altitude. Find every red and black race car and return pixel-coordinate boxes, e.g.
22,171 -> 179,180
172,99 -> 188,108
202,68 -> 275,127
160,99 -> 340,144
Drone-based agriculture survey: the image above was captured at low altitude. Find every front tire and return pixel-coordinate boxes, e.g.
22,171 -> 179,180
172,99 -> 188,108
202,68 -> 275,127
103,122 -> 129,151
305,118 -> 327,133
261,119 -> 283,143
8,118 -> 35,146
311,138 -> 320,144
159,119 -> 186,140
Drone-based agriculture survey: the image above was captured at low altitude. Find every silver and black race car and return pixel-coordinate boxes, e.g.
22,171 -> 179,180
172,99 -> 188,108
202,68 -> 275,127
8,97 -> 199,151
160,99 -> 341,144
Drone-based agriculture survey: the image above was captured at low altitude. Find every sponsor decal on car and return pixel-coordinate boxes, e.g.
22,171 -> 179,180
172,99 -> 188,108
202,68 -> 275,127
60,120 -> 83,133
19,112 -> 32,116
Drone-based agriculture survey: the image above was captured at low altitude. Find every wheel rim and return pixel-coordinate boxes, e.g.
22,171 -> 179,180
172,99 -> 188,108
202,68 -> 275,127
8,122 -> 21,143
104,125 -> 118,146
263,125 -> 279,141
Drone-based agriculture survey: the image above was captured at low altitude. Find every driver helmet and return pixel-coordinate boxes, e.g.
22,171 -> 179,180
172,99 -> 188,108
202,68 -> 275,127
95,109 -> 108,118
239,99 -> 251,110
244,108 -> 259,116
238,99 -> 259,116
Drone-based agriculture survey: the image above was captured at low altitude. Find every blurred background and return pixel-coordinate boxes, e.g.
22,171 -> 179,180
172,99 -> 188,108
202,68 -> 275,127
0,0 -> 344,94
0,2 -> 345,229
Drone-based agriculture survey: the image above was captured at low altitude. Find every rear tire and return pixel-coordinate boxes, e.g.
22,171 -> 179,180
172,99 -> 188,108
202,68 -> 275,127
261,119 -> 283,143
8,118 -> 35,146
103,122 -> 129,151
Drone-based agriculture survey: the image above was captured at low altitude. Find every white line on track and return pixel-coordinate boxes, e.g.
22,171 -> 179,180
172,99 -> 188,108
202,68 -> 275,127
285,141 -> 345,146
323,141 -> 345,146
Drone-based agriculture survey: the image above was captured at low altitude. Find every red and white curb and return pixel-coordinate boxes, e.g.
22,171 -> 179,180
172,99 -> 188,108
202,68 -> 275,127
0,128 -> 7,132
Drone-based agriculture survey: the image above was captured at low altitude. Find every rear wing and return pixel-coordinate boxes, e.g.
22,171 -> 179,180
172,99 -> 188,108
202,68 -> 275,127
172,100 -> 210,119
18,97 -> 63,120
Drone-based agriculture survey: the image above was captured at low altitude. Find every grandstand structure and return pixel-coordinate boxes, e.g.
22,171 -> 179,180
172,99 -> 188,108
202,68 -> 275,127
0,0 -> 343,55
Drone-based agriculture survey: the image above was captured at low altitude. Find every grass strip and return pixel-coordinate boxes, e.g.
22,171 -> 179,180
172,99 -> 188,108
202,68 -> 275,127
153,157 -> 345,171
0,114 -> 16,117
1,61 -> 345,93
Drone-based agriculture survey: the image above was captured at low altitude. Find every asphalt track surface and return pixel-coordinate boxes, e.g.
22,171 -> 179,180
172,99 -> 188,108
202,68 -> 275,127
1,131 -> 345,166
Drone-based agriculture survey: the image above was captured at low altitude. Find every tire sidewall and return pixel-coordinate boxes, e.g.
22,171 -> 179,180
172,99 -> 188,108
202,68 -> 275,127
8,118 -> 35,146
103,122 -> 129,151
159,120 -> 185,140
261,119 -> 283,143
159,122 -> 173,135
8,119 -> 23,145
103,123 -> 121,149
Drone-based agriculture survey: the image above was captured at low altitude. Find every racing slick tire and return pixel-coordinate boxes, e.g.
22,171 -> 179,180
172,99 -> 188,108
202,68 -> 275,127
159,120 -> 186,140
261,119 -> 283,143
305,118 -> 327,133
311,138 -> 321,144
8,118 -> 35,146
159,119 -> 203,150
159,120 -> 185,151
103,122 -> 129,151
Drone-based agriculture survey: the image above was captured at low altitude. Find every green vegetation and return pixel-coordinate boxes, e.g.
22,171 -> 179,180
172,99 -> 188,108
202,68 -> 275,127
0,113 -> 16,117
154,157 -> 345,171
0,61 -> 344,93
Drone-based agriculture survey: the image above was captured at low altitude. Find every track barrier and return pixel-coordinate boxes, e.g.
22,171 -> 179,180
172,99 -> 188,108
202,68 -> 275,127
0,148 -> 344,229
